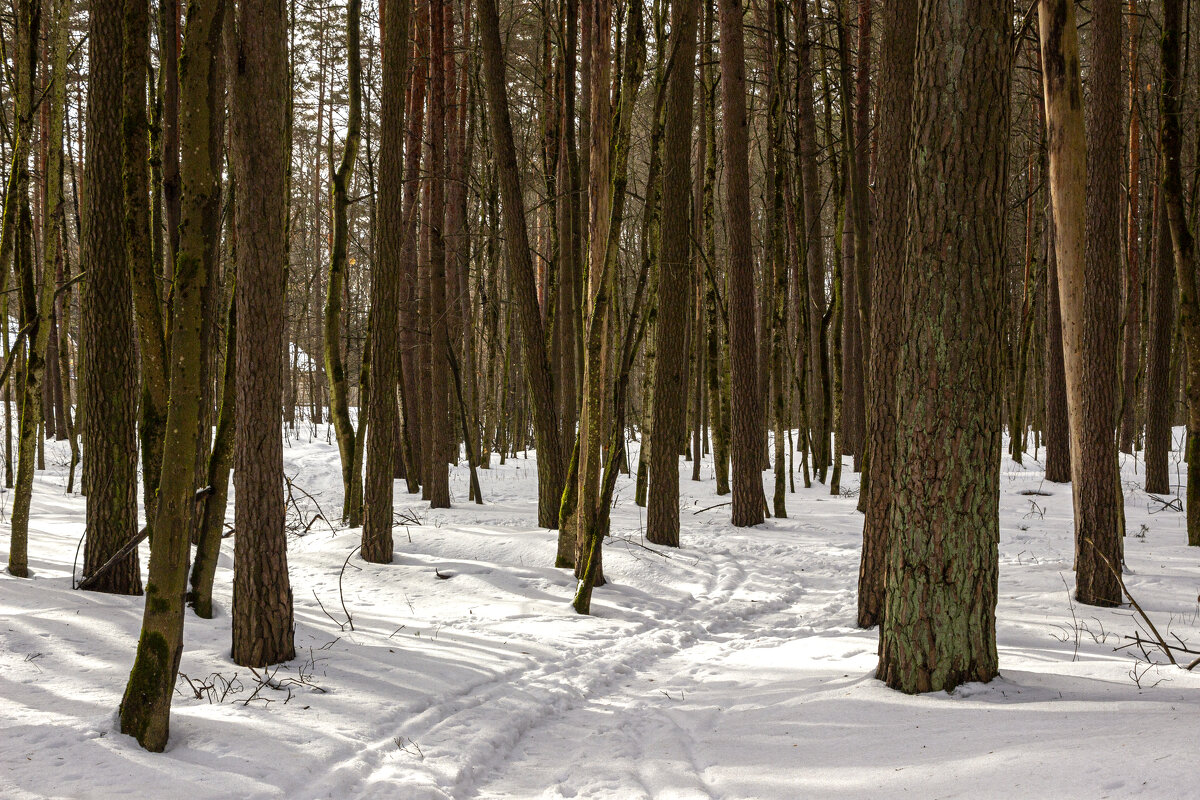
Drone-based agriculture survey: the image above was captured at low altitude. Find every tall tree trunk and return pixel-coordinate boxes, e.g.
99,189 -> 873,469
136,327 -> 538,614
119,0 -> 226,751
857,0 -> 915,628
400,0 -> 430,493
1145,192 -> 1174,494
796,0 -> 829,480
876,0 -> 1008,693
426,0 -> 451,508
80,0 -> 143,595
646,0 -> 698,547
702,0 -> 729,496
1119,0 -> 1142,455
718,0 -> 763,527
1040,0 -> 1123,605
230,0 -> 296,667
324,0 -> 364,524
1161,0 -> 1200,546
363,0 -> 411,562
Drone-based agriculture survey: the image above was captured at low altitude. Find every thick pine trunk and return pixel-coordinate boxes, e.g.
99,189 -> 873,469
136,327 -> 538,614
362,0 -> 410,562
80,0 -> 142,596
230,0 -> 296,667
876,0 -> 1008,693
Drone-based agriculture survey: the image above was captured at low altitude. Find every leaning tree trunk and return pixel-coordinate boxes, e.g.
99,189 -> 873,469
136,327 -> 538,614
119,0 -> 226,751
476,0 -> 565,528
876,0 -> 1009,694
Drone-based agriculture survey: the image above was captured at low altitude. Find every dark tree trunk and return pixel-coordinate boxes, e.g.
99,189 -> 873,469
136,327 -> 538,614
80,0 -> 143,596
362,0 -> 410,562
1145,193 -> 1174,495
230,0 -> 295,667
476,0 -> 565,528
857,0 -> 915,629
646,0 -> 698,547
718,0 -> 763,527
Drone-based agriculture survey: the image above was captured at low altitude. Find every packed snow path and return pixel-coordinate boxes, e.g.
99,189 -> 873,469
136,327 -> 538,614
2,431 -> 1198,798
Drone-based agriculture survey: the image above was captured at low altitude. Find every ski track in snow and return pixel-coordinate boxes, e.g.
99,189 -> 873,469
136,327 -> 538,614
2,428 -> 1200,799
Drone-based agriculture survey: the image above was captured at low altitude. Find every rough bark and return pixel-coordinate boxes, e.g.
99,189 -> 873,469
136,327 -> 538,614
81,0 -> 143,595
230,0 -> 296,666
1043,201 -> 1070,482
646,0 -> 698,547
362,0 -> 410,562
1040,0 -> 1123,605
857,0 -> 915,628
876,0 -> 1008,693
1145,194 -> 1174,495
718,0 -> 763,527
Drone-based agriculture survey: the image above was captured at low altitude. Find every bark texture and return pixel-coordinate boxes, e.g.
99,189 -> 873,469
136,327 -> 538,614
857,0 -> 915,628
717,0 -> 763,527
876,0 -> 1008,693
230,0 -> 296,666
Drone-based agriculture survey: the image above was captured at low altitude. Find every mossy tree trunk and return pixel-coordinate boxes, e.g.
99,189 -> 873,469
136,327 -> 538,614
8,0 -> 47,579
119,0 -> 226,751
189,261 -> 235,618
124,0 -> 170,537
323,0 -> 364,524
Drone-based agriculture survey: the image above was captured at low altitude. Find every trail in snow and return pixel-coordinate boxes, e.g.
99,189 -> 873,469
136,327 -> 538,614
1,428 -> 1198,799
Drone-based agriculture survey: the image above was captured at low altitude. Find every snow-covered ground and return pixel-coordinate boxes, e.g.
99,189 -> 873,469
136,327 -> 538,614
1,424 -> 1198,799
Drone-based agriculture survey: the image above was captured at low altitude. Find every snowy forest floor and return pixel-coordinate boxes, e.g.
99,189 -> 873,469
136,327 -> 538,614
2,426 -> 1199,799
